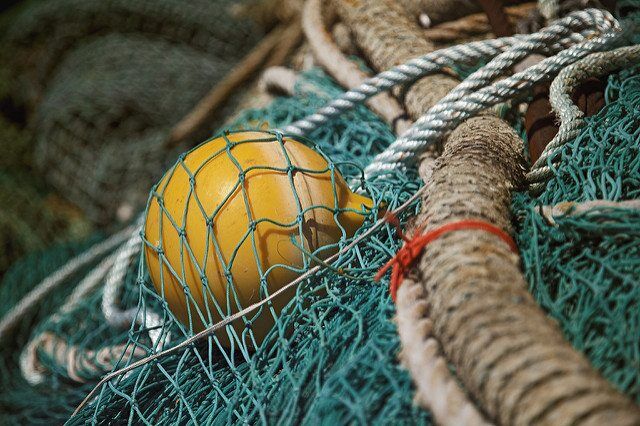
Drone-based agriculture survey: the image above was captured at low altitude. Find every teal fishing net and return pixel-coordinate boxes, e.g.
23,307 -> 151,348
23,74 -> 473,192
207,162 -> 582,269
514,63 -> 640,401
1,70 -> 431,425
1,3 -> 640,424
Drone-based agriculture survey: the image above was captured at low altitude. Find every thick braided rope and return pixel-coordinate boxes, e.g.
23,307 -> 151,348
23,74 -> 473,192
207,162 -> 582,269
400,115 -> 640,425
396,276 -> 492,426
527,44 -> 640,193
363,9 -> 621,178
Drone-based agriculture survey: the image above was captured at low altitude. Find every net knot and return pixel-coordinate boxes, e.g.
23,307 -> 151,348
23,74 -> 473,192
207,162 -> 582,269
375,216 -> 518,302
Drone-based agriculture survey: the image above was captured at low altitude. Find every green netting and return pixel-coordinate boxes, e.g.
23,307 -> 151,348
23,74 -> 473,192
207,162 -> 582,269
514,63 -> 640,401
1,3 -> 640,423
1,0 -> 262,225
2,0 -> 258,107
1,70 -> 430,425
0,72 -> 93,276
0,235 -> 106,423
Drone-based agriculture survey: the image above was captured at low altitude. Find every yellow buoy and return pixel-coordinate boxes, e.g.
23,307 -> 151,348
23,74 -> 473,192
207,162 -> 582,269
144,131 -> 373,346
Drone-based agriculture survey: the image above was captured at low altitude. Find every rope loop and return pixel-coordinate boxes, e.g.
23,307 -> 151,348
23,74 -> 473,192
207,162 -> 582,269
376,218 -> 518,301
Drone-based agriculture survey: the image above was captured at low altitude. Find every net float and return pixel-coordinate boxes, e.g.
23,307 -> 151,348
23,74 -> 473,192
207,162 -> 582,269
143,130 -> 373,346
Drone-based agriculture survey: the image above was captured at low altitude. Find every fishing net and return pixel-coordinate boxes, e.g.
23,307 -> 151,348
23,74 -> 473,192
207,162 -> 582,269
2,0 -> 258,107
1,0 -> 262,225
0,115 -> 92,276
1,3 -> 640,425
1,69 -> 431,424
33,33 -> 237,224
514,63 -> 640,401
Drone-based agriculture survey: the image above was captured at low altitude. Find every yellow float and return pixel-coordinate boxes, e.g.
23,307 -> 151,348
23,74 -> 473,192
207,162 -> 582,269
144,130 -> 373,346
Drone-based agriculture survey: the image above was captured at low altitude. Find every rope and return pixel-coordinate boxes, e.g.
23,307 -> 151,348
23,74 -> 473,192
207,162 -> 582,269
20,252 -> 118,385
101,223 -> 142,328
285,9 -> 618,135
259,66 -> 299,96
302,0 -> 411,134
527,44 -> 640,192
101,221 -> 168,350
538,199 -> 640,225
284,9 -> 621,179
363,9 -> 620,178
17,216 -> 169,385
0,225 -> 136,344
395,278 -> 492,426
376,219 -> 518,301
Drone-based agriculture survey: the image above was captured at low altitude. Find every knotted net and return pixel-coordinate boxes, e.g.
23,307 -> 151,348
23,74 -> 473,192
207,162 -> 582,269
0,2 -> 639,424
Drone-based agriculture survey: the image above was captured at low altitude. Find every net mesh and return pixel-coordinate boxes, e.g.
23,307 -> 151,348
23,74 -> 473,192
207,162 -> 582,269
1,2 -> 639,424
1,0 -> 262,225
1,70 -> 431,425
514,63 -> 640,401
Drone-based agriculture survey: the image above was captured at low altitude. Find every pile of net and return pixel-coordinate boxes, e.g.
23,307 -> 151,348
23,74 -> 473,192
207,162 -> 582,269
1,1 -> 639,425
1,0 -> 262,225
0,0 -> 263,277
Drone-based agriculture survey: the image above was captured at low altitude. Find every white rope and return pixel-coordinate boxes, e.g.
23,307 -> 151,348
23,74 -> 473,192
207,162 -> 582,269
101,221 -> 169,350
539,199 -> 640,225
19,215 -> 167,384
284,9 -> 622,180
362,9 -> 620,178
0,225 -> 135,344
527,44 -> 640,193
284,10 -> 612,136
20,252 -> 118,385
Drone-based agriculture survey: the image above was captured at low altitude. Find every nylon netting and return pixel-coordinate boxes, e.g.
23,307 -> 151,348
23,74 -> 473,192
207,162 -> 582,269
1,0 -> 261,225
514,63 -> 640,401
1,4 -> 639,425
1,70 -> 431,425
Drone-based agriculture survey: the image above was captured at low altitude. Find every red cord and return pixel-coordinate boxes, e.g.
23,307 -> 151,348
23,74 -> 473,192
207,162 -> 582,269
375,215 -> 518,302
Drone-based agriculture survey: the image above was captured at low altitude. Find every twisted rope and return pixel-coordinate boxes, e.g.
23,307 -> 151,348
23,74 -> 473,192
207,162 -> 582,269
363,9 -> 620,178
101,220 -> 168,349
284,35 -> 525,135
527,44 -> 640,193
302,0 -> 411,134
18,216 -> 166,385
20,252 -> 119,385
539,199 -> 640,225
284,9 -> 622,180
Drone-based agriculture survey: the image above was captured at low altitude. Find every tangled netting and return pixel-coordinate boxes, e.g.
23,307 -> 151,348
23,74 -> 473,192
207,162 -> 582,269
0,70 -> 432,425
0,114 -> 92,276
1,0 -> 261,225
514,63 -> 640,402
1,4 -> 639,425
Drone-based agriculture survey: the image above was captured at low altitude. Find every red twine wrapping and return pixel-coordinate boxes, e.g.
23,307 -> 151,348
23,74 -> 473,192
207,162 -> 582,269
375,214 -> 518,302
